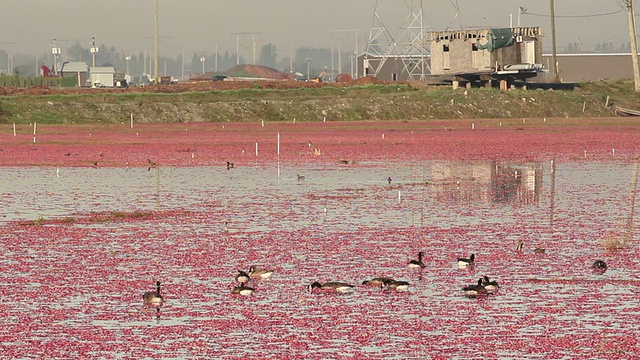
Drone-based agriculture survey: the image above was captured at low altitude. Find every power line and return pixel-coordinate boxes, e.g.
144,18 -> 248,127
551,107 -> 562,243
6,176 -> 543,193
522,8 -> 624,18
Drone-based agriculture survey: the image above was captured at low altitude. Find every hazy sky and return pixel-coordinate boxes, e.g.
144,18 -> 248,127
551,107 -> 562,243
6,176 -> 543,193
0,0 -> 633,59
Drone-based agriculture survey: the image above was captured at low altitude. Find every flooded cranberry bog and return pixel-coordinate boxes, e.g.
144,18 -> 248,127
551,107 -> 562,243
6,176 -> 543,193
1,118 -> 640,358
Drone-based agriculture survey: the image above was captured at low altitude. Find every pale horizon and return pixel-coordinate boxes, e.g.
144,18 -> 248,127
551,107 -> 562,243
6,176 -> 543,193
1,1 -> 632,57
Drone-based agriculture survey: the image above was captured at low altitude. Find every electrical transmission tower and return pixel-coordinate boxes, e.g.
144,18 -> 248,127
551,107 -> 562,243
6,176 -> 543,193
365,0 -> 430,81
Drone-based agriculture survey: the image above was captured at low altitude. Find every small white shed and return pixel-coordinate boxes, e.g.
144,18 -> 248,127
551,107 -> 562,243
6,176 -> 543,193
89,66 -> 115,87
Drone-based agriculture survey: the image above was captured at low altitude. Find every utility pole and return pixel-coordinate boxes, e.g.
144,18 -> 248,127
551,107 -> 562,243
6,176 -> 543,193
230,32 -> 261,66
355,34 -> 359,78
144,35 -> 171,77
338,38 -> 342,75
332,29 -> 361,77
290,42 -> 293,73
51,39 -> 60,75
125,52 -> 131,76
252,33 -> 256,65
305,57 -> 312,80
143,40 -> 147,75
550,0 -> 559,82
90,36 -> 98,67
518,7 -> 525,28
2,41 -> 15,75
154,0 -> 159,83
626,0 -> 640,91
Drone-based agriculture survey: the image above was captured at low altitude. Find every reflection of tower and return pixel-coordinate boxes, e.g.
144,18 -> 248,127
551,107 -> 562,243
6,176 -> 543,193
365,0 -> 429,80
492,163 -> 542,204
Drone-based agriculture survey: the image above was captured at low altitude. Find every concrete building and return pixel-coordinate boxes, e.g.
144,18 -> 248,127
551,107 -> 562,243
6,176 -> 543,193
357,52 -> 638,85
539,53 -> 639,83
59,62 -> 89,87
428,27 -> 543,76
89,66 -> 116,87
359,27 -> 545,86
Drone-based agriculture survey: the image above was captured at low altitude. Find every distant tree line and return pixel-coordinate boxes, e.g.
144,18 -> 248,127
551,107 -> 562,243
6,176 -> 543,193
0,42 -> 340,79
562,41 -> 631,54
2,40 -> 634,78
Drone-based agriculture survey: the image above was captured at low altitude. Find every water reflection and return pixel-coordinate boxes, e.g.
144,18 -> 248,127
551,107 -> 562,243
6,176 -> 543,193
429,160 -> 543,205
2,159 -> 640,357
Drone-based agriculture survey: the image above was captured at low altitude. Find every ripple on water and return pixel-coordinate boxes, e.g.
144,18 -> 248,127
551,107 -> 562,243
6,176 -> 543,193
2,161 -> 640,357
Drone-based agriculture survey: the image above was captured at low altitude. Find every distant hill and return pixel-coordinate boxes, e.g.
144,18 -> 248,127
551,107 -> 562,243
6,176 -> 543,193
225,64 -> 293,80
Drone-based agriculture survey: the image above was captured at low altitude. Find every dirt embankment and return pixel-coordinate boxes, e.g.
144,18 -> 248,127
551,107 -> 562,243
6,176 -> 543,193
0,64 -> 386,96
0,67 -> 637,124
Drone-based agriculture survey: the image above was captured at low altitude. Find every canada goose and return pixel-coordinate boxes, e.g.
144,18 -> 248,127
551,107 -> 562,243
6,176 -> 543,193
143,281 -> 164,309
462,278 -> 488,298
516,241 -> 524,252
297,174 -> 306,181
362,277 -> 394,286
248,266 -> 274,280
482,276 -> 500,294
309,281 -> 355,293
388,177 -> 392,185
235,270 -> 250,284
592,260 -> 607,269
147,159 -> 159,171
534,248 -> 546,254
457,254 -> 475,268
383,279 -> 411,292
407,251 -> 426,269
226,161 -> 234,170
231,283 -> 255,296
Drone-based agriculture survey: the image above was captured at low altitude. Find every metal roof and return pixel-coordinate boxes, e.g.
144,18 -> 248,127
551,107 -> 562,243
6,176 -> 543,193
60,62 -> 88,73
90,66 -> 115,74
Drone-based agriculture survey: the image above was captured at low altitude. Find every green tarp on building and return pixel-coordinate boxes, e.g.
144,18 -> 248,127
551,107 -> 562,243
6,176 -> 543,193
477,28 -> 514,53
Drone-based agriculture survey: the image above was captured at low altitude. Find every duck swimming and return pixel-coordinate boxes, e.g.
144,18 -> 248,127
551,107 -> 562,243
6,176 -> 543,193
309,281 -> 355,293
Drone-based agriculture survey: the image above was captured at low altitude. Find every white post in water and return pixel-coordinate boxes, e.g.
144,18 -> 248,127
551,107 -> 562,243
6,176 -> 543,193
56,168 -> 60,178
130,113 -> 134,128
472,123 -> 475,130
612,148 -> 616,156
13,123 -> 16,136
584,149 -> 587,158
255,142 -> 259,156
398,190 -> 402,203
382,133 -> 385,139
277,133 -> 280,156
261,120 -> 264,127
277,161 -> 281,181
33,122 -> 37,143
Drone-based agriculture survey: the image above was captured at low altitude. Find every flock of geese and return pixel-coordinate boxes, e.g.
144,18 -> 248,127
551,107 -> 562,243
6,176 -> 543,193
141,242 -> 611,315
231,266 -> 275,295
